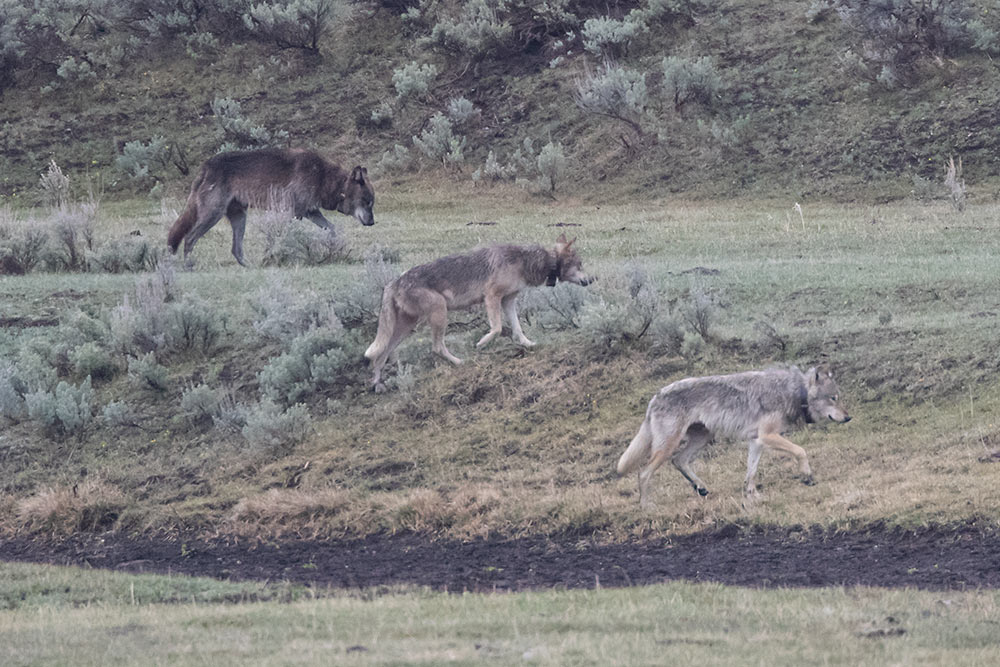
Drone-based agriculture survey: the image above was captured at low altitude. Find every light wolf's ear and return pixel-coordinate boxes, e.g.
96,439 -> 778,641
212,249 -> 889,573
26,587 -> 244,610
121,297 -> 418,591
806,366 -> 819,383
351,166 -> 367,184
555,233 -> 575,253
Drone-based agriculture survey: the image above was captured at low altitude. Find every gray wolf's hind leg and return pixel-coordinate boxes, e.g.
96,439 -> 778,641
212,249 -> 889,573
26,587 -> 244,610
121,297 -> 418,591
371,312 -> 418,393
637,424 -> 684,509
428,296 -> 463,365
672,424 -> 712,496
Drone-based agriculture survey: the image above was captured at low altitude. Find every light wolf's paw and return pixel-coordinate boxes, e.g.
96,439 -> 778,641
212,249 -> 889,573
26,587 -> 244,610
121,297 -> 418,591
372,381 -> 387,394
517,337 -> 536,347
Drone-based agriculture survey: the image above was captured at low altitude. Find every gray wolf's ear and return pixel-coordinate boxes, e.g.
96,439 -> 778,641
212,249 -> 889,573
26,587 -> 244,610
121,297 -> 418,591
807,366 -> 819,383
351,166 -> 366,184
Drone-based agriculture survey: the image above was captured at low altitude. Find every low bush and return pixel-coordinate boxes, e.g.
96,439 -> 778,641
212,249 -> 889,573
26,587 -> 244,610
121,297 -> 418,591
241,400 -> 312,450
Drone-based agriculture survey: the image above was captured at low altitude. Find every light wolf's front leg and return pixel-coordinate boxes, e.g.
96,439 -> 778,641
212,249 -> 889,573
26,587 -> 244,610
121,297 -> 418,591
502,293 -> 535,347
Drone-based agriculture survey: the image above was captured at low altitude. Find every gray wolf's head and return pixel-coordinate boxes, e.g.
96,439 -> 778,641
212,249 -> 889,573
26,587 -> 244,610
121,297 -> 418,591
335,166 -> 375,226
553,233 -> 595,287
805,366 -> 851,424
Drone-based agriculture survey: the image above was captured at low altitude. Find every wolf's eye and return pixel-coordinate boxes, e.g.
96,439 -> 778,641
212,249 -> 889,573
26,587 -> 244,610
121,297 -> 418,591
831,395 -> 838,402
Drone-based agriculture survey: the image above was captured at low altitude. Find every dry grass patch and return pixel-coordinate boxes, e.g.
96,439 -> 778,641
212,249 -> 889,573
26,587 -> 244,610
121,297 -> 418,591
228,487 -> 353,538
16,479 -> 127,534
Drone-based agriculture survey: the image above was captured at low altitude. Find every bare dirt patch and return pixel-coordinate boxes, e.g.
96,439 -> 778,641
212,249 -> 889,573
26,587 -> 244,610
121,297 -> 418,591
2,521 -> 998,591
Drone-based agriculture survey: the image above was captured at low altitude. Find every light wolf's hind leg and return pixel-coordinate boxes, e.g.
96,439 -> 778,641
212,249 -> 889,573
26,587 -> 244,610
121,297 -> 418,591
672,425 -> 712,496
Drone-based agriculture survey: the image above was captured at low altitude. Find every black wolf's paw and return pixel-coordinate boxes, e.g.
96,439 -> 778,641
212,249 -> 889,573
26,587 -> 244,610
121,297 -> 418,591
802,475 -> 816,486
697,487 -> 709,497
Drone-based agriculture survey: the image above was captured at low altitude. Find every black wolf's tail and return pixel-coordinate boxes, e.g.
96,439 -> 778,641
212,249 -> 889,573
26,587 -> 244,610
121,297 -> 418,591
364,283 -> 398,361
167,170 -> 205,253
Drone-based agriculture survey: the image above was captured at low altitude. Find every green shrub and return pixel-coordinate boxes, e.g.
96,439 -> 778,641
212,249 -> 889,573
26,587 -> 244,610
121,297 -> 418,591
412,113 -> 466,168
101,401 -> 135,428
261,225 -> 350,267
335,247 -> 400,329
211,96 -> 289,152
24,376 -> 94,436
42,202 -> 98,272
87,236 -> 161,273
0,226 -> 47,275
250,280 -> 341,345
574,63 -> 650,144
392,61 -> 438,101
127,352 -> 169,392
180,383 -> 221,425
536,141 -> 567,194
242,400 -> 312,450
243,0 -> 347,51
424,0 -> 513,56
0,363 -> 26,420
164,296 -> 227,356
38,159 -> 71,209
257,326 -> 359,404
661,55 -> 722,110
582,15 -> 642,57
68,342 -> 116,381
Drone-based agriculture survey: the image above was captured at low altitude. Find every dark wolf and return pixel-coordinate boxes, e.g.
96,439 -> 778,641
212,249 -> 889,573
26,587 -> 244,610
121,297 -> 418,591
166,148 -> 374,266
617,366 -> 851,507
364,234 -> 595,392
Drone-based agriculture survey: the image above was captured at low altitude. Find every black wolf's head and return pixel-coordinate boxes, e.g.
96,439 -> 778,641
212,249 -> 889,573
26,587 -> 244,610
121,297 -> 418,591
552,233 -> 595,287
335,166 -> 375,226
805,366 -> 851,424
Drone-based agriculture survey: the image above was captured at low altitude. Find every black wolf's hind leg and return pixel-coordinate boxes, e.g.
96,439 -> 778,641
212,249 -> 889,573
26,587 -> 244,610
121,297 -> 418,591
227,201 -> 249,266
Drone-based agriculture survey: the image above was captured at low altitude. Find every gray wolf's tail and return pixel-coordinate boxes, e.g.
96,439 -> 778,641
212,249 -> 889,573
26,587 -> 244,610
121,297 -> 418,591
617,417 -> 652,475
167,170 -> 205,253
364,283 -> 397,361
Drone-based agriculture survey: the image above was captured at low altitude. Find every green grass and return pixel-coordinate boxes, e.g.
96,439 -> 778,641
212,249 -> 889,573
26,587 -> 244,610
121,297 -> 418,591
1,562 -> 999,666
2,192 -> 1000,539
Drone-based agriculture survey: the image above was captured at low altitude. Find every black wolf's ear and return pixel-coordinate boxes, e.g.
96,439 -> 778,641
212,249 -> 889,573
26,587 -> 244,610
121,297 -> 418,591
351,166 -> 366,184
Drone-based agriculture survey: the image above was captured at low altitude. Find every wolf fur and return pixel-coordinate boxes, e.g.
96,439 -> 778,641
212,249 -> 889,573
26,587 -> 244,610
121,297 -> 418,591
617,366 -> 851,507
364,234 -> 594,392
167,148 -> 374,266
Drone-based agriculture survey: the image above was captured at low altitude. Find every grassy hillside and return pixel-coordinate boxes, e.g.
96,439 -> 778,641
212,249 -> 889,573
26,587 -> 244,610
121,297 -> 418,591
2,0 -> 1000,203
2,192 -> 999,540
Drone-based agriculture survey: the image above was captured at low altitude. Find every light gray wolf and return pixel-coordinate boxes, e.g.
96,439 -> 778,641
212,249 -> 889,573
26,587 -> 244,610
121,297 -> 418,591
364,234 -> 594,392
617,366 -> 851,507
167,148 -> 374,266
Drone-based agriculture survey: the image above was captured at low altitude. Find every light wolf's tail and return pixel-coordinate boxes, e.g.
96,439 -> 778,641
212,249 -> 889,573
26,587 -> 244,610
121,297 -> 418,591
617,417 -> 652,475
166,170 -> 205,253
364,283 -> 397,361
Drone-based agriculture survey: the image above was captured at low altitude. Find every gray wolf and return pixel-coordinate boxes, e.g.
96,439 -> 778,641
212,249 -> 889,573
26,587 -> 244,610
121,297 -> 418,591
364,234 -> 594,392
617,366 -> 850,507
167,148 -> 374,266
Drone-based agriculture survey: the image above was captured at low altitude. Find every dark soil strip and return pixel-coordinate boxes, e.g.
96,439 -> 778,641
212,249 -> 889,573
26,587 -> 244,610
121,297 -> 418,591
2,522 -> 999,591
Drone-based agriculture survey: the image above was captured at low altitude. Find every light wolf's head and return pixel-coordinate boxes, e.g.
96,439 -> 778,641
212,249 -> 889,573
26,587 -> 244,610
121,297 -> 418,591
334,166 -> 375,226
805,366 -> 851,423
553,233 -> 595,287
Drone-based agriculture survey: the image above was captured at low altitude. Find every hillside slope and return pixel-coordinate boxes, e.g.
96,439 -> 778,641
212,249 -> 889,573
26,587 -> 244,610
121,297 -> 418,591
2,0 -> 999,202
